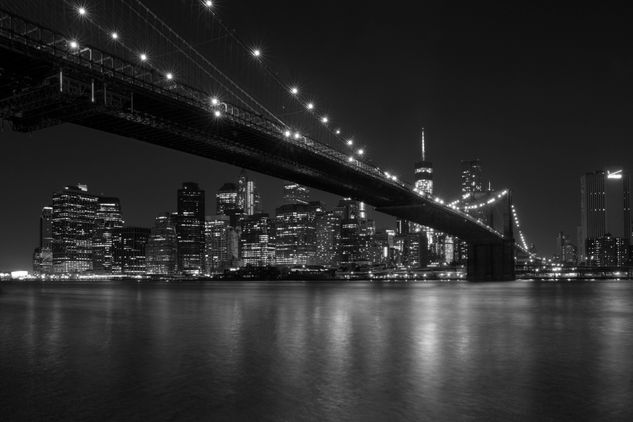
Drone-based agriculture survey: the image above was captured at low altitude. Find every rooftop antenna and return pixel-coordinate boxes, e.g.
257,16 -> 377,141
421,127 -> 426,161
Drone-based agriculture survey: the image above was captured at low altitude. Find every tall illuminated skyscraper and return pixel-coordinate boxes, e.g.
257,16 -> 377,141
282,182 -> 310,205
51,184 -> 98,273
580,169 -> 631,266
414,128 -> 433,196
146,213 -> 178,276
92,196 -> 124,274
238,170 -> 261,216
32,206 -> 53,274
176,182 -> 205,275
460,160 -> 484,195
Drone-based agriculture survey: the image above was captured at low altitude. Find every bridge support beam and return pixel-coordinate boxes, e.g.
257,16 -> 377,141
467,239 -> 515,281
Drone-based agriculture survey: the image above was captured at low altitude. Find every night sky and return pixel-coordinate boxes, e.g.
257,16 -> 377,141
1,1 -> 632,270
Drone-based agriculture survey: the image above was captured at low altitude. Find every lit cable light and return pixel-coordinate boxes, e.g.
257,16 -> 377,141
252,48 -> 261,58
213,110 -> 222,118
335,129 -> 341,135
211,97 -> 219,106
77,6 -> 87,16
306,102 -> 314,110
204,0 -> 213,7
139,53 -> 148,62
321,116 -> 328,124
357,148 -> 364,156
165,72 -> 174,80
346,139 -> 353,146
347,156 -> 354,163
290,87 -> 299,95
111,32 -> 119,40
69,40 -> 79,49
284,130 -> 291,137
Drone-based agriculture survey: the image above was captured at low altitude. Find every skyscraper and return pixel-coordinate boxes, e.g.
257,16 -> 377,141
237,170 -> 261,216
216,182 -> 239,215
460,160 -> 484,195
113,227 -> 150,275
315,210 -> 341,267
176,182 -> 205,275
274,201 -> 321,265
146,213 -> 178,276
414,128 -> 433,196
282,182 -> 310,205
32,206 -> 53,274
580,169 -> 631,266
205,214 -> 235,273
92,196 -> 124,274
240,213 -> 275,266
51,184 -> 98,273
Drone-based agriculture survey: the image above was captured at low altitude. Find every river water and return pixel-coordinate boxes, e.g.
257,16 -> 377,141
1,281 -> 632,421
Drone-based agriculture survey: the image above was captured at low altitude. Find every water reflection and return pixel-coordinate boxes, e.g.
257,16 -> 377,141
1,281 -> 633,420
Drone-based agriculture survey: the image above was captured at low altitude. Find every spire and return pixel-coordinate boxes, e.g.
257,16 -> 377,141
421,127 -> 426,161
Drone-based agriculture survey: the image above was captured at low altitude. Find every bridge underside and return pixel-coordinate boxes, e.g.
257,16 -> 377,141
0,25 -> 515,281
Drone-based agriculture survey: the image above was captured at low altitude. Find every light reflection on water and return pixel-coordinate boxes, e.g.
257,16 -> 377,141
1,281 -> 633,421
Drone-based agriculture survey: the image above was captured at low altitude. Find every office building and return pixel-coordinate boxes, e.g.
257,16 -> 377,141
274,201 -> 321,265
32,206 -> 53,274
92,196 -> 124,274
51,184 -> 98,273
282,182 -> 310,205
146,213 -> 178,276
205,214 -> 237,273
216,182 -> 239,215
113,227 -> 150,275
240,213 -> 275,266
580,169 -> 631,266
237,170 -> 261,216
176,182 -> 205,275
315,210 -> 341,267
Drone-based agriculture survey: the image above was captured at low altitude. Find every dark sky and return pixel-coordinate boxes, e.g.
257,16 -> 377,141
1,1 -> 632,270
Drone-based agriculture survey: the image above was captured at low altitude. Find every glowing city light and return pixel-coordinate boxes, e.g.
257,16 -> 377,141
306,102 -> 314,110
69,40 -> 79,49
321,116 -> 328,124
348,156 -> 354,162
294,132 -> 301,139
166,73 -> 173,80
346,139 -> 353,146
252,49 -> 261,57
335,129 -> 341,135
290,87 -> 299,95
77,6 -> 87,16
139,53 -> 148,61
284,130 -> 291,137
111,32 -> 119,40
211,97 -> 219,106
204,0 -> 213,7
357,149 -> 364,155
214,110 -> 222,118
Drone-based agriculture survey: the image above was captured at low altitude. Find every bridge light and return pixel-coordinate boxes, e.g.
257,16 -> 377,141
346,139 -> 353,146
392,175 -> 398,181
348,156 -> 354,162
204,0 -> 213,7
69,40 -> 79,49
357,148 -> 364,155
290,87 -> 299,95
211,97 -> 219,106
335,129 -> 341,135
284,130 -> 291,137
166,72 -> 174,80
77,6 -> 87,16
111,32 -> 119,40
321,116 -> 328,124
139,53 -> 148,62
252,48 -> 261,58
385,171 -> 390,178
294,132 -> 301,139
306,102 -> 314,110
214,110 -> 222,118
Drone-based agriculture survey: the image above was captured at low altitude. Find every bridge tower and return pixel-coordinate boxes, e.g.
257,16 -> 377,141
466,191 -> 516,281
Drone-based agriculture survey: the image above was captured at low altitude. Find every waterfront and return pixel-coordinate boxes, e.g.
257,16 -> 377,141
1,281 -> 632,421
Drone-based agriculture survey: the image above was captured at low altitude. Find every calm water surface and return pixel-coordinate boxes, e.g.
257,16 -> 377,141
1,281 -> 632,421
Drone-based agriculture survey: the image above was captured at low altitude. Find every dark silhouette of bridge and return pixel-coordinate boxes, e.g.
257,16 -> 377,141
0,7 -> 527,280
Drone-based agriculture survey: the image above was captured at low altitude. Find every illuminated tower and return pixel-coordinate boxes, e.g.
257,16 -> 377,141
414,128 -> 433,196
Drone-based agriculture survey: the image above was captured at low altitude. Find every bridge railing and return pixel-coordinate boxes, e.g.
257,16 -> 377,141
0,8 -> 505,240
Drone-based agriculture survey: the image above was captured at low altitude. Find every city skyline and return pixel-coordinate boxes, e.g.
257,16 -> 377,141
1,2 -> 632,270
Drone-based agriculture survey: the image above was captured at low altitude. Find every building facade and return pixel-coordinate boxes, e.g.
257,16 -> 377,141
146,213 -> 178,276
176,182 -> 205,275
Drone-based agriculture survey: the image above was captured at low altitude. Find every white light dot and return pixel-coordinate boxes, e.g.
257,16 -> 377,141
348,156 -> 354,162
204,0 -> 213,7
111,32 -> 119,40
284,130 -> 291,137
306,102 -> 314,110
166,73 -> 173,80
69,40 -> 79,49
252,49 -> 261,57
335,129 -> 341,135
321,116 -> 328,124
77,7 -> 87,16
357,149 -> 364,155
140,53 -> 148,61
290,87 -> 299,95
346,139 -> 353,146
214,110 -> 222,118
211,97 -> 219,106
